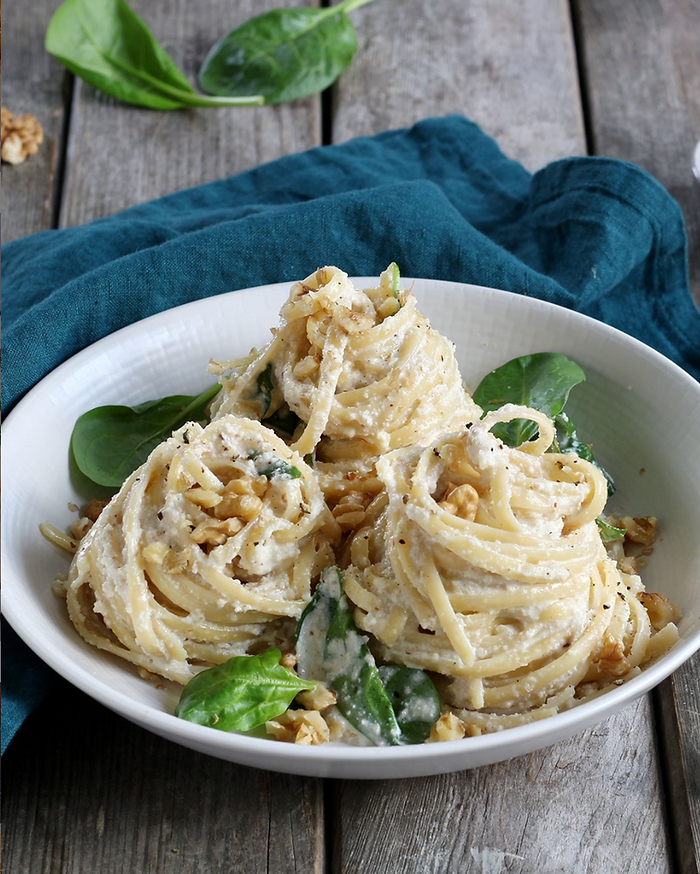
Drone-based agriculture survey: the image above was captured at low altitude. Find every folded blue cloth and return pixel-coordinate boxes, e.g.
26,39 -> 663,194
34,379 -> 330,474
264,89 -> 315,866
2,114 -> 698,755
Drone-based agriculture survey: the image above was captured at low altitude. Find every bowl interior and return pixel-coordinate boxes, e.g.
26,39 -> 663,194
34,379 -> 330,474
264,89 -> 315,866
3,278 -> 699,778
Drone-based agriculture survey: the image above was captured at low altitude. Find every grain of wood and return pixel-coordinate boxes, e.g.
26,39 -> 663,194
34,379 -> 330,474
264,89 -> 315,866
58,0 -> 322,228
572,0 -> 700,306
573,2 -> 700,867
2,0 -> 69,243
328,4 -> 671,871
331,698 -> 671,874
1,682 -> 325,874
2,2 -> 694,874
655,656 -> 700,874
331,0 -> 587,172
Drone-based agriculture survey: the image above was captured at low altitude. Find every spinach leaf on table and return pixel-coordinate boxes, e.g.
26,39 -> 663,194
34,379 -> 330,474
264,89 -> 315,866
199,0 -> 376,104
296,567 -> 439,745
46,0 -> 264,109
175,649 -> 315,732
71,384 -> 221,489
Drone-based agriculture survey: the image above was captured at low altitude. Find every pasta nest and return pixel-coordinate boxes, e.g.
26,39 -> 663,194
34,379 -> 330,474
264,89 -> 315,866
66,416 -> 339,683
211,265 -> 481,459
343,405 -> 674,729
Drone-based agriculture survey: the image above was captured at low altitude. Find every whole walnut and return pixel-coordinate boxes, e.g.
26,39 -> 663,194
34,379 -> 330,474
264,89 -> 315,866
1,107 -> 44,165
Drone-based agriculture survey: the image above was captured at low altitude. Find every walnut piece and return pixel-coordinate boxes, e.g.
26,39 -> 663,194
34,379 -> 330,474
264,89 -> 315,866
331,493 -> 368,531
438,482 -> 479,521
1,107 -> 44,165
265,709 -> 330,745
430,712 -> 466,742
279,651 -> 298,671
619,515 -> 657,546
295,681 -> 337,711
84,498 -> 109,522
638,591 -> 680,632
594,636 -> 631,677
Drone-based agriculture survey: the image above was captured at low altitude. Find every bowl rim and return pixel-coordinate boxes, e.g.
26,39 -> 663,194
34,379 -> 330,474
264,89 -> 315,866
3,276 -> 700,777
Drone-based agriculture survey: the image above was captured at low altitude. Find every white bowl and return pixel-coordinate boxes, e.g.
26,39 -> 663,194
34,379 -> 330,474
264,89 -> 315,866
3,278 -> 699,779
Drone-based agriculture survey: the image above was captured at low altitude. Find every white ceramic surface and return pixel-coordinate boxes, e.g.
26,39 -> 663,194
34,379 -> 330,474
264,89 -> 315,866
3,278 -> 700,779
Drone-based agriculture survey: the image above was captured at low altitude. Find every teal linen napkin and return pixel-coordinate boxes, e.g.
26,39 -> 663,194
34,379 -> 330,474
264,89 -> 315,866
2,115 -> 699,755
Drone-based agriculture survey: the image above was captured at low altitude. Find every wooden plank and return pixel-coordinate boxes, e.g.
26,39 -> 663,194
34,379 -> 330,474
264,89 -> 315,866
332,698 -> 672,874
2,3 -> 327,872
329,2 -> 672,870
1,681 -> 325,874
331,0 -> 587,171
572,0 -> 700,305
573,1 -> 700,868
58,0 -> 322,228
656,656 -> 700,874
2,0 -> 70,243
3,2 -> 689,874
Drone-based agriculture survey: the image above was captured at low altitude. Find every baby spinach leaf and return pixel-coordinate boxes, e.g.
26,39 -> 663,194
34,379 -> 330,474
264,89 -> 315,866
388,261 -> 401,298
297,567 -> 439,746
473,353 -> 616,509
257,363 -> 303,436
175,649 -> 315,732
199,0 -> 375,104
264,404 -> 302,437
259,459 -> 303,479
71,384 -> 221,489
257,364 -> 275,417
378,665 -> 440,745
46,0 -> 264,109
595,518 -> 627,542
247,450 -> 303,480
297,567 -> 402,745
473,352 -> 586,447
554,411 -> 615,496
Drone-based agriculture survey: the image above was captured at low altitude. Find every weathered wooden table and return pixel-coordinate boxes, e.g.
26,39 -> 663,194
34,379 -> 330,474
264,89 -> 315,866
3,1 -> 700,872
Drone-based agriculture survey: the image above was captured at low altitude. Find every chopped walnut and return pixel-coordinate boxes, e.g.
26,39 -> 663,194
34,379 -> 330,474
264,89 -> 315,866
185,487 -> 223,509
333,305 -> 374,333
619,515 -> 657,546
638,592 -> 680,632
331,494 -> 368,531
292,355 -> 320,380
376,296 -> 401,319
52,573 -> 69,600
161,548 -> 193,573
265,709 -> 330,745
213,476 -> 266,521
295,681 -> 337,711
69,516 -> 94,540
438,482 -> 479,521
279,651 -> 298,671
1,108 -> 44,165
191,516 -> 244,546
1,108 -> 13,140
617,554 -> 638,575
594,637 -> 631,677
430,712 -> 467,742
84,498 -> 109,522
